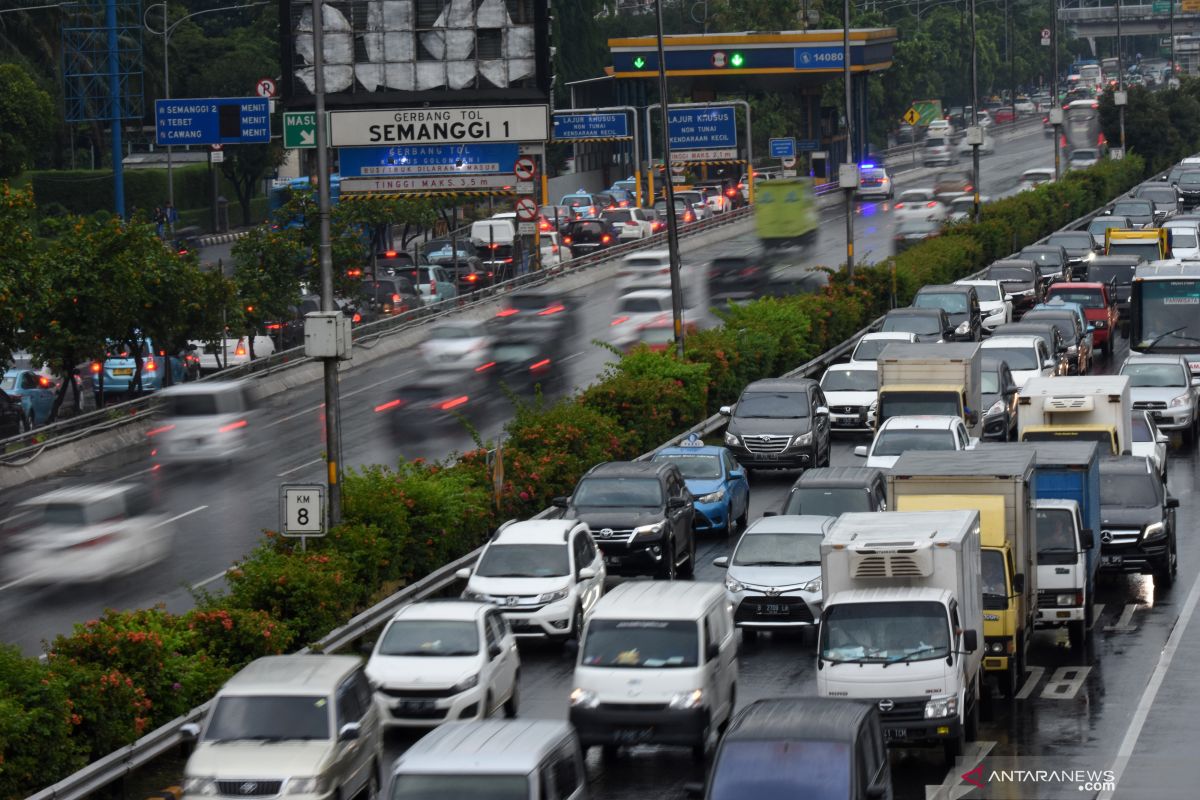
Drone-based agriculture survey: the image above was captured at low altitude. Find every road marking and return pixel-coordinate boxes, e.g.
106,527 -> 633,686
1015,665 -> 1045,700
1040,666 -> 1092,700
1092,603 -> 1107,629
0,569 -> 51,594
153,505 -> 208,528
342,369 -> 413,399
1097,567 -> 1200,799
925,740 -> 997,800
277,458 -> 323,477
561,352 -> 584,363
115,465 -> 157,483
1104,602 -> 1140,632
190,569 -> 229,591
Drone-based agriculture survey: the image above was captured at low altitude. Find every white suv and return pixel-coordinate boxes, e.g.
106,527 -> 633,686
459,519 -> 606,642
366,600 -> 520,729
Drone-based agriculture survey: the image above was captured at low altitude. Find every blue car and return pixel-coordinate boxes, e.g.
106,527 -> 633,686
652,435 -> 751,535
1,369 -> 56,427
93,339 -> 187,402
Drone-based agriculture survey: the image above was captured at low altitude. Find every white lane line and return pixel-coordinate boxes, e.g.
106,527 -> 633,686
561,352 -> 584,363
0,569 -> 51,594
1040,666 -> 1092,700
191,569 -> 230,591
342,369 -> 414,399
114,465 -> 157,483
1091,603 -> 1107,629
1015,665 -> 1045,701
1104,602 -> 1140,632
277,458 -> 323,477
1097,568 -> 1200,799
153,505 -> 208,528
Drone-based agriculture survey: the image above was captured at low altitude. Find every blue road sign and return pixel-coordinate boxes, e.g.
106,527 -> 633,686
337,143 -> 519,178
797,139 -> 821,151
793,47 -> 845,69
553,113 -> 629,140
155,98 -> 270,146
769,138 -> 796,158
668,106 -> 737,150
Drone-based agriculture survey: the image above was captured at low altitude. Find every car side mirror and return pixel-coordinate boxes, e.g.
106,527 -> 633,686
1167,497 -> 1180,509
684,781 -> 705,798
180,722 -> 200,741
1044,359 -> 1056,369
455,567 -> 472,580
552,496 -> 569,508
489,643 -> 503,659
854,445 -> 868,457
1013,573 -> 1026,594
337,722 -> 361,742
706,641 -> 720,662
815,406 -> 830,417
1081,530 -> 1095,550
1087,324 -> 1096,332
578,567 -> 597,580
962,629 -> 979,653
668,496 -> 690,510
718,405 -> 732,416
713,556 -> 730,568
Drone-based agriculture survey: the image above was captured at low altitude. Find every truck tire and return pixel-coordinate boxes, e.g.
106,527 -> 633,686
964,694 -> 980,741
1068,618 -> 1088,650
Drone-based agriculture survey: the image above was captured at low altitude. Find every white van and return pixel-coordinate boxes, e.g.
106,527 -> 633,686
386,719 -> 586,800
470,218 -> 517,247
568,581 -> 737,759
155,380 -> 260,464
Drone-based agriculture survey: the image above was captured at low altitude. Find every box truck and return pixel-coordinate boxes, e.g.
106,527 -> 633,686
875,342 -> 983,437
1017,375 -> 1132,455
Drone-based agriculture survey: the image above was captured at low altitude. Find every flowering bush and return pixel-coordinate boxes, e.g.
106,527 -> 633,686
183,606 -> 294,666
0,645 -> 83,798
45,658 -> 152,762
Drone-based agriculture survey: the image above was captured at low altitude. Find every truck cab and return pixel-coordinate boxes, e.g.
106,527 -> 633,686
874,342 -> 982,436
1016,374 -> 1132,455
1104,227 -> 1169,262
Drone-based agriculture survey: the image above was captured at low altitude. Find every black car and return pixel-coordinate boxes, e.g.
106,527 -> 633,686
360,276 -> 422,316
984,259 -> 1045,315
880,307 -> 954,343
1082,254 -> 1141,329
774,466 -> 888,516
553,461 -> 696,580
1176,170 -> 1200,207
385,368 -> 494,438
707,252 -> 769,307
1019,245 -> 1070,284
719,377 -> 832,471
562,219 -> 612,256
486,318 -> 569,396
0,388 -> 29,437
1108,198 -> 1155,228
1022,308 -> 1092,374
1133,185 -> 1181,224
421,239 -> 492,292
495,289 -> 581,342
979,356 -> 1019,440
1044,231 -> 1098,278
1098,456 -> 1179,588
912,284 -> 983,342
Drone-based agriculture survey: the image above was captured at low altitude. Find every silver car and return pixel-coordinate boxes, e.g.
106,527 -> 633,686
1120,354 -> 1199,442
713,515 -> 834,641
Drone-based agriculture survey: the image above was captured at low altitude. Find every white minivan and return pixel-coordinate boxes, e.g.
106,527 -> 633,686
568,581 -> 737,760
155,380 -> 260,464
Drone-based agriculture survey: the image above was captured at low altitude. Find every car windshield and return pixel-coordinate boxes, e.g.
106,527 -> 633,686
389,775 -> 529,800
1047,233 -> 1094,252
1113,201 -> 1152,216
1023,317 -> 1077,345
573,477 -> 663,508
491,342 -> 542,362
617,296 -> 667,314
36,503 -> 89,526
1048,289 -> 1105,309
1139,188 -> 1178,204
871,429 -> 956,456
782,487 -> 872,516
821,368 -> 877,392
1170,230 -> 1198,248
914,292 -> 969,313
475,544 -> 570,578
736,392 -> 809,418
988,267 -> 1034,282
733,532 -> 823,566
204,696 -> 329,742
1037,508 -> 1079,555
562,195 -> 592,208
819,600 -> 950,663
896,220 -> 938,235
861,169 -> 887,181
852,338 -> 907,361
968,283 -> 1001,301
1072,149 -> 1098,161
1022,250 -> 1063,266
604,210 -> 633,223
1089,218 -> 1127,234
898,191 -> 933,202
653,454 -> 721,479
983,346 -> 1039,370
163,394 -> 220,416
1086,264 -> 1137,284
377,620 -> 480,656
0,376 -> 16,391
882,313 -> 942,336
1023,172 -> 1052,183
1179,171 -> 1200,186
707,739 -> 850,800
1100,469 -> 1160,507
581,619 -> 698,668
1121,363 -> 1189,387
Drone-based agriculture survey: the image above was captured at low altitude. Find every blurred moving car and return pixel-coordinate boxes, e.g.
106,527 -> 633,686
420,240 -> 493,293
1017,168 -> 1055,193
707,252 -> 769,307
419,320 -> 495,371
957,132 -> 995,155
617,250 -> 671,292
154,381 -> 260,465
486,318 -> 571,396
893,189 -> 947,223
893,219 -> 941,253
948,195 -> 990,223
186,336 -> 276,375
933,170 -> 973,202
854,164 -> 894,200
610,289 -> 677,349
1068,148 -> 1101,170
1,369 -> 55,427
384,368 -> 495,437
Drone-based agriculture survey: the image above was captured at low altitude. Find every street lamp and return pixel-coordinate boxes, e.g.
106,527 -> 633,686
143,1 -> 269,210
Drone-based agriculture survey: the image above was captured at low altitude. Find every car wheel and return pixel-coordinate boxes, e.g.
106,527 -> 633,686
504,677 -> 520,718
659,541 -> 677,580
569,604 -> 585,644
482,692 -> 494,719
1155,536 -> 1177,589
678,533 -> 697,579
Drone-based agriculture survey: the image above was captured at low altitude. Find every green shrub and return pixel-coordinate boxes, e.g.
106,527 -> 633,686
182,607 -> 294,668
0,645 -> 84,797
45,659 -> 152,761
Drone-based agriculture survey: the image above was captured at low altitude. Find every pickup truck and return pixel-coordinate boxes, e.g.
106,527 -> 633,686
1046,282 -> 1118,356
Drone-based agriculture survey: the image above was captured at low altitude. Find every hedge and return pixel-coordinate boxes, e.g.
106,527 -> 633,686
28,164 -> 243,218
3,153 -> 1145,799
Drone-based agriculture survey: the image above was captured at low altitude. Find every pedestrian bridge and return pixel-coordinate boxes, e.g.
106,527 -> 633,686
1061,2 -> 1200,51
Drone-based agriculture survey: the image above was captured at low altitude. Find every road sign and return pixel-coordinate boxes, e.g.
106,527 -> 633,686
711,51 -> 727,68
255,77 -> 276,98
1184,0 -> 1200,11
671,174 -> 685,184
796,139 -> 820,151
1153,1 -> 1169,11
340,174 -> 516,194
670,148 -> 737,162
283,111 -> 320,148
667,106 -> 737,150
515,196 -> 538,221
155,98 -> 270,146
280,484 -> 325,537
337,143 -> 519,178
1111,146 -> 1125,160
552,113 -> 629,140
515,181 -> 534,194
328,105 -> 550,147
210,150 -> 224,163
794,47 -> 844,69
1041,28 -> 1052,46
782,169 -> 798,178
514,156 -> 537,180
518,221 -> 537,234
781,156 -> 797,169
903,107 -> 921,126
769,137 -> 797,158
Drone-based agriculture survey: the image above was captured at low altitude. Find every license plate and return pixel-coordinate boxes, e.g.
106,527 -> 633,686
395,700 -> 434,713
753,453 -> 781,461
112,368 -> 133,376
1102,555 -> 1123,566
884,729 -> 907,742
614,728 -> 653,744
604,556 -> 621,566
832,418 -> 858,427
760,604 -> 787,615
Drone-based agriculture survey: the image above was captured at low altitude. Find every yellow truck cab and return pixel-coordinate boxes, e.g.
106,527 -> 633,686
1104,228 -> 1169,262
1019,422 -> 1118,455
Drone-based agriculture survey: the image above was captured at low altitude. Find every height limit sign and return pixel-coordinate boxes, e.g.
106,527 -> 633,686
280,484 -> 326,539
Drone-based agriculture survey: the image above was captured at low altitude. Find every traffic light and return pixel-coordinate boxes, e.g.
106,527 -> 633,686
632,55 -> 648,70
729,51 -> 745,68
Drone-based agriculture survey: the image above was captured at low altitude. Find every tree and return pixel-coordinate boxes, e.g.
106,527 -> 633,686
0,185 -> 34,366
711,0 -> 799,30
0,64 -> 54,179
220,139 -> 287,226
232,226 -> 307,358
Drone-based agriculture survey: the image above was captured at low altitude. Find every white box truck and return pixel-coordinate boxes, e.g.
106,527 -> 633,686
875,342 -> 983,437
1016,375 -> 1132,455
817,510 -> 984,767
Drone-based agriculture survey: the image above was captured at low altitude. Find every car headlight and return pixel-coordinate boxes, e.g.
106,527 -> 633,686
955,321 -> 970,335
801,577 -> 822,594
988,641 -> 1006,654
1093,320 -> 1107,328
724,431 -> 740,446
987,307 -> 1006,318
1084,251 -> 1096,262
1057,594 -> 1075,607
452,674 -> 480,693
725,575 -> 745,593
462,589 -> 489,601
183,779 -> 219,797
924,695 -> 959,719
631,521 -> 665,542
1170,393 -> 1191,408
793,431 -> 812,446
286,777 -> 329,795
1143,522 -> 1167,541
537,587 -> 570,604
697,488 -> 726,504
986,400 -> 1006,417
570,687 -> 600,708
668,689 -> 705,710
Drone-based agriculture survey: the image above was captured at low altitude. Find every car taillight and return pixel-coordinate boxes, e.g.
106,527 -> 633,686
563,236 -> 572,244
926,201 -> 938,208
530,358 -> 551,370
91,362 -> 102,374
144,359 -> 157,372
392,293 -> 402,302
726,188 -> 737,197
466,274 -> 479,283
684,212 -> 695,222
347,268 -> 362,278
374,399 -> 402,413
895,202 -> 905,208
551,244 -> 559,253
234,343 -> 247,357
496,308 -> 518,317
146,423 -> 176,437
538,304 -> 565,316
964,184 -> 973,191
741,267 -> 759,276
475,361 -> 496,373
430,279 -> 436,294
219,419 -> 248,433
439,395 -> 469,411
601,234 -> 612,243
266,323 -> 281,330
70,533 -> 117,550
38,376 -> 51,387
353,312 -> 362,323
384,250 -> 398,257
611,316 -> 629,326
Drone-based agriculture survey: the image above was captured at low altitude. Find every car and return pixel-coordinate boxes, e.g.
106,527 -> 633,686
617,250 -> 671,291
377,262 -> 458,306
652,436 -> 751,535
562,218 -> 614,256
775,466 -> 889,516
933,170 -> 973,202
186,335 -> 276,375
879,307 -> 953,343
538,204 -> 575,234
1098,455 -> 1179,589
484,318 -> 570,397
912,284 -> 983,342
0,387 -> 31,435
606,187 -> 636,208
849,331 -> 918,363
1078,254 -> 1140,327
365,600 -> 519,728
553,460 -> 697,580
1175,170 -> 1200,208
819,361 -> 879,433
609,288 -> 675,349
980,356 -> 1020,441
1,369 -> 55,427
459,519 -> 605,643
674,190 -> 713,221
1017,168 -> 1055,192
927,118 -> 953,137
1131,409 -> 1169,479
1044,230 -> 1099,277
1015,97 -> 1036,114
1087,214 -> 1133,249
922,133 -> 959,166
625,314 -> 700,352
981,335 -> 1058,388
1163,218 -> 1200,259
601,207 -> 655,241
92,338 -> 187,403
992,107 -> 1016,124
893,189 -> 946,223
1019,244 -> 1071,283
1046,281 -> 1118,355
712,515 -> 833,639
1068,148 -> 1102,170
1120,354 -> 1199,443
560,191 -> 598,217
893,219 -> 941,253
181,656 -> 381,800
494,288 -> 582,342
419,240 -> 493,293
990,321 -> 1068,375
983,259 -> 1045,315
538,230 -> 571,268
1107,198 -> 1155,228
695,183 -> 734,213
956,279 -> 1013,331
654,196 -> 698,226
360,276 -> 422,316
948,194 -> 991,223
154,381 -> 260,465
419,320 -> 494,371
1023,305 -> 1094,374
707,251 -> 769,307
1133,185 -> 1182,224
4,484 -> 173,584
853,414 -> 976,470
720,377 -> 832,473
855,165 -> 894,199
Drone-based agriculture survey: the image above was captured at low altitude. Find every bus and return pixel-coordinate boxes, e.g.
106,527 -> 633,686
268,174 -> 342,220
1130,262 -> 1200,377
1079,63 -> 1103,92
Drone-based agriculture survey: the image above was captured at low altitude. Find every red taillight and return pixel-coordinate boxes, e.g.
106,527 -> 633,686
38,376 -> 51,388
475,361 -> 496,373
538,304 -> 565,316
496,307 -> 518,317
964,184 -> 973,191
218,419 -> 248,433
429,279 -> 436,294
611,316 -> 629,326
551,244 -> 559,254
926,201 -> 938,208
146,424 -> 176,437
895,202 -> 905,209
347,268 -> 362,278
684,212 -> 695,222
375,399 -> 402,413
234,344 -> 246,357
91,362 -> 102,373
726,189 -> 736,197
144,359 -> 157,372
439,395 -> 469,410
601,234 -> 612,243
384,250 -> 398,257
392,293 -> 402,302
563,236 -> 572,245
539,221 -> 551,230
740,267 -> 759,276
488,243 -> 500,250
466,274 -> 479,283
352,312 -> 362,323
266,323 -> 281,330
530,358 -> 551,370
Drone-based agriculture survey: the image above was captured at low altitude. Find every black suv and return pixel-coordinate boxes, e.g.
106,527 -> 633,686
1019,244 -> 1070,284
562,219 -> 612,256
774,466 -> 887,516
487,317 -> 569,396
720,378 -> 832,471
707,252 -> 769,307
880,307 -> 954,343
554,461 -> 696,580
1044,231 -> 1097,278
912,284 -> 983,342
984,259 -> 1045,315
1098,456 -> 1179,588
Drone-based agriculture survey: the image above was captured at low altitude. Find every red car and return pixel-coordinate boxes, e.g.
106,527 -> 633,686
1045,282 -> 1118,356
993,108 -> 1017,124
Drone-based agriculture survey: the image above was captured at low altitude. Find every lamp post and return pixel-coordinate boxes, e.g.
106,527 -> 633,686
842,0 -> 855,277
1051,0 -> 1062,179
1116,0 -> 1126,155
653,0 -> 686,357
970,0 -> 981,223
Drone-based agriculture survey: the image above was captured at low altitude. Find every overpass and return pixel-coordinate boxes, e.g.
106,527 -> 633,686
1061,2 -> 1200,53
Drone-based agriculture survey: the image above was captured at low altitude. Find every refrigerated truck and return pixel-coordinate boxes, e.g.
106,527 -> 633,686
1016,374 -> 1132,456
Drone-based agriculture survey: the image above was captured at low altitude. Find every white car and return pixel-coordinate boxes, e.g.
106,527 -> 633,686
855,166 -> 894,200
854,415 -> 977,470
947,195 -> 991,223
698,185 -> 733,213
1131,409 -> 1169,479
819,361 -> 879,432
927,119 -> 953,138
1163,219 -> 1200,259
610,288 -> 675,348
893,189 -> 948,223
1068,149 -> 1101,170
539,231 -> 571,268
459,519 -> 606,642
616,250 -> 671,291
981,335 -> 1056,388
1014,97 -> 1036,114
955,279 -> 1013,330
603,208 -> 655,241
419,320 -> 494,370
849,331 -> 918,363
366,600 -> 520,728
1120,354 -> 1198,441
1018,168 -> 1056,193
187,336 -> 276,374
156,381 -> 260,465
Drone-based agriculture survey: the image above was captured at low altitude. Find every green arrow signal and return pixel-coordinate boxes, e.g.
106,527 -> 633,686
633,56 -> 647,69
729,52 -> 745,68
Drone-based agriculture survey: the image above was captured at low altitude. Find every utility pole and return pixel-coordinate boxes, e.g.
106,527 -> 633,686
1052,0 -> 1062,180
311,0 -> 343,524
970,0 -> 981,223
841,0 -> 855,277
105,0 -> 125,218
654,0 -> 686,358
1170,0 -> 1176,82
1117,0 -> 1126,155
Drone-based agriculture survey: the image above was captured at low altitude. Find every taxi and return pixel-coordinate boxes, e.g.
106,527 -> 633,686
651,434 -> 751,536
1,369 -> 57,427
